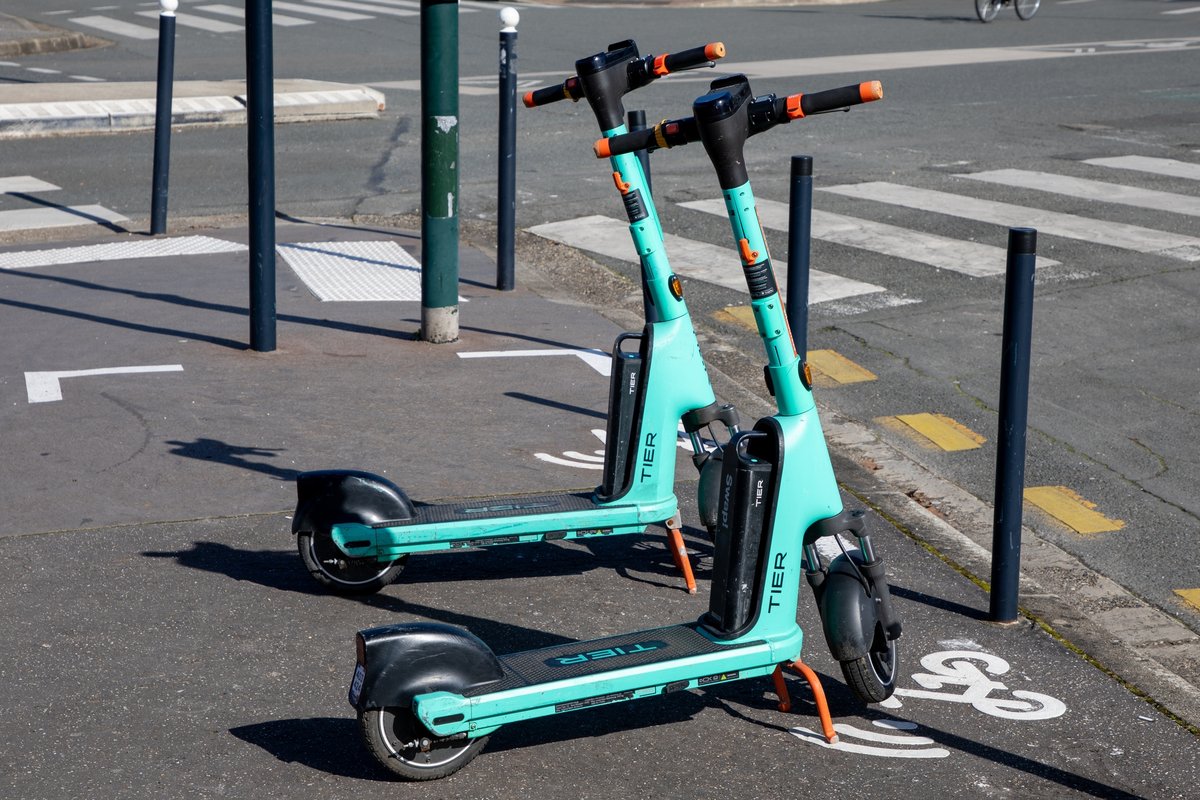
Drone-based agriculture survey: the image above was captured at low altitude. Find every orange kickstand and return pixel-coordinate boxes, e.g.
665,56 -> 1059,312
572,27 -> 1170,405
665,518 -> 697,594
773,660 -> 839,744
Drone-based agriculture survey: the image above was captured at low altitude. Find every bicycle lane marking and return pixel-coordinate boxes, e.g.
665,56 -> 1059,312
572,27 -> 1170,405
790,649 -> 1066,758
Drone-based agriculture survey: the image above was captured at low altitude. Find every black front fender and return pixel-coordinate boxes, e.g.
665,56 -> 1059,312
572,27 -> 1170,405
292,470 -> 413,535
352,623 -> 505,710
818,554 -> 879,663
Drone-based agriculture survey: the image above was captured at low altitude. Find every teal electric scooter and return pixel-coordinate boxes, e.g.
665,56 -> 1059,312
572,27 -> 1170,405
345,74 -> 901,780
292,41 -> 738,596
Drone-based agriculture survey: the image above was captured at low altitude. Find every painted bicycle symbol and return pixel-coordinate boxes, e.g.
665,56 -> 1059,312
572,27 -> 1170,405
893,650 -> 1066,720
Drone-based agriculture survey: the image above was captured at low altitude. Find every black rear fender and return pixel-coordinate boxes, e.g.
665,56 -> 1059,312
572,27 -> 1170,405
292,470 -> 413,535
352,623 -> 505,710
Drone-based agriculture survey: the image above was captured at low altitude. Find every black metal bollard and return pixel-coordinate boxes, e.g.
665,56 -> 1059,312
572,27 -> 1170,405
150,0 -> 177,235
246,0 -> 277,352
989,227 -> 1038,623
627,110 -> 651,196
786,155 -> 813,359
496,7 -> 518,291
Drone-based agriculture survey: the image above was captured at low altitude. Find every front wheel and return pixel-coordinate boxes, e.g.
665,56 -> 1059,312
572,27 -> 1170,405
297,530 -> 406,595
359,708 -> 489,781
1015,0 -> 1040,19
840,629 -> 899,704
975,0 -> 1001,22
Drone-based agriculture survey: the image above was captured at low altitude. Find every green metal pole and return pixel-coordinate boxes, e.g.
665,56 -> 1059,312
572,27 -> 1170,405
421,0 -> 459,343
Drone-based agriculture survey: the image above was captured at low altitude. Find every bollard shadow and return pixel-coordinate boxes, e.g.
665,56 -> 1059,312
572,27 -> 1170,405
889,583 -> 991,621
7,191 -> 131,233
503,391 -> 607,420
164,437 -> 302,481
0,268 -> 412,347
274,211 -> 420,242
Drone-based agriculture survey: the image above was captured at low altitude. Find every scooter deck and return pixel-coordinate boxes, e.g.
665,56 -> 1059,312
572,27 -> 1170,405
375,492 -> 611,527
464,624 -> 757,696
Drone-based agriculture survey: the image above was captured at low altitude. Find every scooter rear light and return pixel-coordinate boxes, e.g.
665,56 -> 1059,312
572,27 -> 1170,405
355,633 -> 367,666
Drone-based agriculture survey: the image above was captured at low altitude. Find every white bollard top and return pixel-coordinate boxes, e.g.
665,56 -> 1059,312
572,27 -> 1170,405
160,0 -> 179,15
500,7 -> 519,32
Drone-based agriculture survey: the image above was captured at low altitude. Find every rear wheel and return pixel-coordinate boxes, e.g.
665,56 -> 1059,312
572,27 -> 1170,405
840,627 -> 899,704
1015,0 -> 1040,19
297,530 -> 406,595
359,707 -> 488,781
975,0 -> 1001,22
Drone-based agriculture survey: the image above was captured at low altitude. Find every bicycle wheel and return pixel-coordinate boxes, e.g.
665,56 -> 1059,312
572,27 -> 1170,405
1015,0 -> 1040,19
975,0 -> 1001,22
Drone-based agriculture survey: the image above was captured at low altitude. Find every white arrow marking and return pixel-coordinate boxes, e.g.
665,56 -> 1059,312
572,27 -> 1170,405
25,365 -> 184,403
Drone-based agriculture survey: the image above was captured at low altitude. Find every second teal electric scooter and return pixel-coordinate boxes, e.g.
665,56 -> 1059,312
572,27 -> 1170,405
342,72 -> 901,781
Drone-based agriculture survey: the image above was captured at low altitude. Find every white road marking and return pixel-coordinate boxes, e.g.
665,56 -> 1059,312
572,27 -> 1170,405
69,16 -> 159,40
1163,5 -> 1200,14
527,215 -> 886,303
270,2 -> 373,20
457,348 -> 612,377
1084,155 -> 1200,182
196,5 -> 316,26
25,365 -> 184,404
1,236 -> 247,270
960,168 -> 1200,217
681,197 -> 1061,277
790,724 -> 951,758
0,205 -> 127,233
277,241 -> 448,302
303,0 -> 418,17
0,176 -> 60,194
136,10 -> 244,32
821,182 -> 1200,261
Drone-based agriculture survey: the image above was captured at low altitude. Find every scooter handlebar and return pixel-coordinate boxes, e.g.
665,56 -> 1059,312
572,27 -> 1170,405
651,42 -> 726,76
523,75 -> 583,108
593,117 -> 699,158
784,80 -> 882,119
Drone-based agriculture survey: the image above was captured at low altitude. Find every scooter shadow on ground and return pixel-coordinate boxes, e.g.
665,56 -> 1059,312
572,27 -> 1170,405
229,717 -> 396,782
142,532 -> 713,646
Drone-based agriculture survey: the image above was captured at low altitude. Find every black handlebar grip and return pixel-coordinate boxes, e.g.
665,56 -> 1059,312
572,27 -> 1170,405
523,76 -> 584,108
653,42 -> 726,76
594,126 -> 659,158
594,117 -> 700,158
787,80 -> 882,118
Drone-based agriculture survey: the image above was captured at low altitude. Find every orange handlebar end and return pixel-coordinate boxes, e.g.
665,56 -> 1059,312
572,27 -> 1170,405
522,91 -> 536,108
705,42 -> 726,60
593,138 -> 612,159
860,81 -> 883,102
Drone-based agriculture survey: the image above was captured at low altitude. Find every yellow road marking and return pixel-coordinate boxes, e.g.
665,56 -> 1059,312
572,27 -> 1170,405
715,305 -> 757,332
894,413 -> 986,451
808,349 -> 877,385
1024,486 -> 1125,534
1174,589 -> 1200,613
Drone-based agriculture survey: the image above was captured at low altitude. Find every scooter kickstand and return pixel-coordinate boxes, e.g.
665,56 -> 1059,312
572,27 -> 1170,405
773,662 -> 839,744
665,516 -> 697,594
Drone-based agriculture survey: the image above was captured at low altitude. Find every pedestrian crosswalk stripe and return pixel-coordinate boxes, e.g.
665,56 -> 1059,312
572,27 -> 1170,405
197,4 -> 316,27
1024,486 -> 1125,534
303,0 -> 418,17
821,182 -> 1200,262
527,215 -> 886,303
271,1 -> 373,20
1084,155 -> 1200,182
0,205 -> 127,234
136,10 -> 244,33
0,176 -> 60,194
960,168 -> 1200,218
69,15 -> 159,40
681,198 -> 1060,277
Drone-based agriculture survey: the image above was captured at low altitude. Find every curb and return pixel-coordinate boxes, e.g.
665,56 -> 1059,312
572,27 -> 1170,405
0,13 -> 107,58
0,80 -> 386,139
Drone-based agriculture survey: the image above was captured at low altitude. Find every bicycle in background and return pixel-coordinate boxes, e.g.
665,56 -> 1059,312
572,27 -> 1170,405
976,0 -> 1040,22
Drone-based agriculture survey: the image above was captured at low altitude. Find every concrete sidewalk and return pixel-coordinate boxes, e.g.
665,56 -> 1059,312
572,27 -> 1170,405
0,217 -> 1197,798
